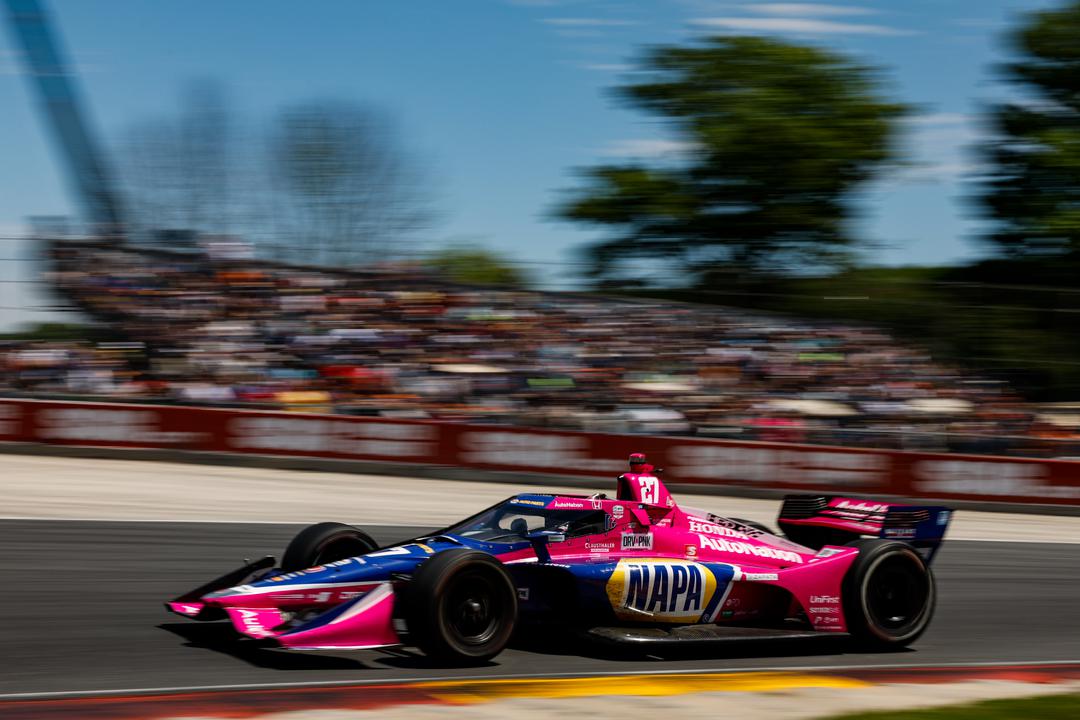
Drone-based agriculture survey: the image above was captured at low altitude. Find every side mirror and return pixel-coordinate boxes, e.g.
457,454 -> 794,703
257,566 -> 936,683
526,529 -> 565,544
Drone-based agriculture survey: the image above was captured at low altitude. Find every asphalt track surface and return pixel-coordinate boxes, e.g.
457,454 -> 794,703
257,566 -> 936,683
2,520 -> 1078,697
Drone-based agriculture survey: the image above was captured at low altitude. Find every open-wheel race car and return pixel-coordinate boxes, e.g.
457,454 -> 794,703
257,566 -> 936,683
166,459 -> 952,664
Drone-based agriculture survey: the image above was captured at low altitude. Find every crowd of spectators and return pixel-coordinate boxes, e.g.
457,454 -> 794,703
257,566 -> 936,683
3,240 -> 1077,457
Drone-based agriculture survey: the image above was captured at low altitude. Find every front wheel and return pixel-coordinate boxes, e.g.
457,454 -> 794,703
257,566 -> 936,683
280,522 -> 379,572
403,549 -> 518,664
842,539 -> 935,648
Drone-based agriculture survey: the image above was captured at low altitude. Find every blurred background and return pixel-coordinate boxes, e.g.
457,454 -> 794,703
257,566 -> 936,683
4,0 -> 1080,458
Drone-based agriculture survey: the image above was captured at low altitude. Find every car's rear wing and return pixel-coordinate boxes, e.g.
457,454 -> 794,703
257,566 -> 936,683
777,495 -> 952,563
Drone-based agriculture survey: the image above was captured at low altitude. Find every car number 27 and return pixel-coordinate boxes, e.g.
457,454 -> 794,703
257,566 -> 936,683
638,476 -> 659,504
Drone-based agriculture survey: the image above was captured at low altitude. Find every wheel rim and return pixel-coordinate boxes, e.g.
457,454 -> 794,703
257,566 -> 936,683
444,571 -> 502,646
866,553 -> 928,632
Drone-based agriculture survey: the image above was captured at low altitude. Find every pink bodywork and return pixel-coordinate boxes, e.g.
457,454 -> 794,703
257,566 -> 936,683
166,600 -> 205,617
606,473 -> 858,632
272,584 -> 400,650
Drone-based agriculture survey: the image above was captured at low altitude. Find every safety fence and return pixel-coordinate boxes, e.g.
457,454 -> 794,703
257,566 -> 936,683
3,391 -> 1078,459
1,398 -> 1078,506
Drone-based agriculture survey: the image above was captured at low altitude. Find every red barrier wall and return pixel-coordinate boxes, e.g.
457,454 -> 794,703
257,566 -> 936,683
2,398 -> 1079,505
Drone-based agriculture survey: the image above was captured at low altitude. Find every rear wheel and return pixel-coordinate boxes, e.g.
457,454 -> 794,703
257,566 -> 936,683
842,539 -> 935,648
403,549 -> 517,664
730,518 -> 778,536
280,522 -> 379,572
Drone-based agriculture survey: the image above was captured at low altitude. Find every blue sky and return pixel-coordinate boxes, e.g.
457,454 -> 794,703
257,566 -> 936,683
0,0 -> 1061,327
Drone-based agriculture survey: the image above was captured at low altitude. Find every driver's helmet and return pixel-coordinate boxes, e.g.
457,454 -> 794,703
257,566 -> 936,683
628,452 -> 654,473
546,519 -> 573,533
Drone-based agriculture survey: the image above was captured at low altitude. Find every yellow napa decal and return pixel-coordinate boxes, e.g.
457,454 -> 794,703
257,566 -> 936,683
605,558 -> 717,623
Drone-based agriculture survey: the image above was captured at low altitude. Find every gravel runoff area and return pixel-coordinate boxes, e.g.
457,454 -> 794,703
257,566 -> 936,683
3,454 -> 1079,543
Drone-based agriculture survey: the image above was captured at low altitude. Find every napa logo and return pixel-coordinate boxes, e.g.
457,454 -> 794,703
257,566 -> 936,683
605,559 -> 721,623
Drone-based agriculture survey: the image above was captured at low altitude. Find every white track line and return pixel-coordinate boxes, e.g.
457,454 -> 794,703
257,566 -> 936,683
1,659 -> 1077,702
948,536 -> 1080,545
0,516 -> 404,526
1,516 -> 1078,544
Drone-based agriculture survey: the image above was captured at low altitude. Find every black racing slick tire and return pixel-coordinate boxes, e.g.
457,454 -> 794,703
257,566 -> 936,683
729,518 -> 778,536
280,522 -> 379,572
404,549 -> 518,664
842,539 -> 935,648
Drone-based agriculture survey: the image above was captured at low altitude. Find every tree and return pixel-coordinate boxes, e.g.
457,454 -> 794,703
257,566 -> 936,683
556,36 -> 906,283
115,89 -> 433,264
118,79 -> 238,242
426,244 -> 531,287
978,1 -> 1080,263
268,101 -> 431,265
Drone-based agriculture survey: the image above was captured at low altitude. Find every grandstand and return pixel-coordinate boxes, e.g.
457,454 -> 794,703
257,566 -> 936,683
2,237 -> 1067,458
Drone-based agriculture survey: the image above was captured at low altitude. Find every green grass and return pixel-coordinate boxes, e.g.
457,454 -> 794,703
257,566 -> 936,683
824,692 -> 1080,720
0,322 -> 97,342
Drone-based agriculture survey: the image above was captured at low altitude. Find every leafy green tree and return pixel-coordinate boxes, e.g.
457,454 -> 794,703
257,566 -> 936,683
556,36 -> 906,282
979,1 -> 1080,262
426,245 -> 531,287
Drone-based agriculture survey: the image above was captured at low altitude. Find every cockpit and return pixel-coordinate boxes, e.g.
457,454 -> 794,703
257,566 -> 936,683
445,497 -> 608,544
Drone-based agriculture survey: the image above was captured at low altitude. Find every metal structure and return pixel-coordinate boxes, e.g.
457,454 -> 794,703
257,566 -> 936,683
4,0 -> 124,233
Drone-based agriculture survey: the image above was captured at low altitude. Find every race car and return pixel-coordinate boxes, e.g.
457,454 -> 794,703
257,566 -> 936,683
166,462 -> 952,664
